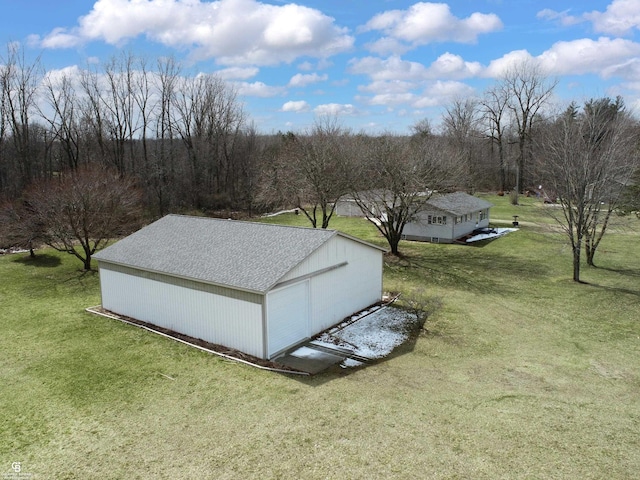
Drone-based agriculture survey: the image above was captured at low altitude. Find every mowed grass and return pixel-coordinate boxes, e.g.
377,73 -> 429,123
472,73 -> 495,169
1,197 -> 639,479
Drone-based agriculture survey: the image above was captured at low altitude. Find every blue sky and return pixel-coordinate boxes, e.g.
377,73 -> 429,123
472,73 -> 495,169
1,0 -> 639,133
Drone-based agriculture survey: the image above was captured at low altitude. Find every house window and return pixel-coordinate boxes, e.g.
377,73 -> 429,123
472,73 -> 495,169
427,215 -> 432,224
443,216 -> 447,225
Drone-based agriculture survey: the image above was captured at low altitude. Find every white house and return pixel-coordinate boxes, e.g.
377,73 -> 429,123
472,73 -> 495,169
93,215 -> 385,360
402,192 -> 493,243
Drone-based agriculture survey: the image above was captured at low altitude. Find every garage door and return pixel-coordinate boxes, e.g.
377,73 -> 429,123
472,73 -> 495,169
267,281 -> 309,357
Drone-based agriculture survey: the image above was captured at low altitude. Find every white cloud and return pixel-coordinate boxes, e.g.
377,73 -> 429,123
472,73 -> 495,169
358,80 -> 419,94
361,2 -> 502,52
313,103 -> 356,116
585,0 -> 640,36
41,65 -> 83,85
288,73 -> 328,87
482,37 -> 640,80
350,55 -> 480,110
38,0 -> 354,66
536,9 -> 581,27
539,37 -> 640,76
363,92 -> 418,107
348,56 -> 430,81
366,37 -> 410,56
538,1 -> 640,36
349,54 -> 480,83
215,67 -> 259,80
483,50 -> 536,78
358,81 -> 473,109
602,58 -> 640,79
234,81 -> 285,97
297,61 -> 314,71
281,100 -> 310,112
423,80 -> 475,99
428,52 -> 483,79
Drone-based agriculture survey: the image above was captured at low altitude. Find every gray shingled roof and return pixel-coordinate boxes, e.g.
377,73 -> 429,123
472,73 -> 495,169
425,192 -> 493,215
94,215 -> 342,293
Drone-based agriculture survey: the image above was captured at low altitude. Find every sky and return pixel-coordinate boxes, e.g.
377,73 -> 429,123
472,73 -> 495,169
1,0 -> 639,134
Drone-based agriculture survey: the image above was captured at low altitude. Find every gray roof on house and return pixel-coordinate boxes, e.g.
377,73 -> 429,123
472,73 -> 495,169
425,192 -> 493,215
94,215 -> 381,294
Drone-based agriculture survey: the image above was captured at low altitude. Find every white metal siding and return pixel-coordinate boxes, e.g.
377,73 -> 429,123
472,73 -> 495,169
278,236 -> 383,336
308,236 -> 382,333
266,281 -> 309,357
98,265 -> 265,358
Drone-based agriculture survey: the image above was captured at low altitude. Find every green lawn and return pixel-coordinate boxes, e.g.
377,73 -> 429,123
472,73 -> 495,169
1,197 -> 639,479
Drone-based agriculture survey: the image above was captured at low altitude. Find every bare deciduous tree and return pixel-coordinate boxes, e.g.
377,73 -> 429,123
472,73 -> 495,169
480,83 -> 510,192
24,166 -> 142,270
442,98 -> 480,193
171,73 -> 246,209
1,44 -> 42,193
260,117 -> 351,228
40,70 -> 82,170
349,133 -> 460,255
501,60 -> 557,198
538,98 -> 638,282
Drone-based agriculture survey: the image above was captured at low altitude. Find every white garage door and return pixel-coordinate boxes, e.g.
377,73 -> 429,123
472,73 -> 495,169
267,281 -> 309,357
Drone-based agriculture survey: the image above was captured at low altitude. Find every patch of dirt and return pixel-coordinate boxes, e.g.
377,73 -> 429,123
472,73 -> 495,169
590,360 -> 627,379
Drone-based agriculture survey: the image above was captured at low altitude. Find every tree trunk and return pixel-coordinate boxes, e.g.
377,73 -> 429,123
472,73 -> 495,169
572,237 -> 582,282
585,208 -> 612,267
387,229 -> 402,256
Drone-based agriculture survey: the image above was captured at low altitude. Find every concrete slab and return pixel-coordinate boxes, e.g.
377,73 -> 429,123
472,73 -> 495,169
276,346 -> 345,374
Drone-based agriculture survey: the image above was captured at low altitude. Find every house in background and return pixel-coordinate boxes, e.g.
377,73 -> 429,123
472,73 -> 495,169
402,192 -> 493,243
93,215 -> 385,360
334,190 -> 387,218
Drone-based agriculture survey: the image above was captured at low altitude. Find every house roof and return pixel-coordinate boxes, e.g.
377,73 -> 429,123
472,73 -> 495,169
425,192 -> 493,216
94,215 -> 383,294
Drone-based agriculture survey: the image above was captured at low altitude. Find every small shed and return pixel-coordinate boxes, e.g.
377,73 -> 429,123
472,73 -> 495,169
402,192 -> 493,243
93,215 -> 385,360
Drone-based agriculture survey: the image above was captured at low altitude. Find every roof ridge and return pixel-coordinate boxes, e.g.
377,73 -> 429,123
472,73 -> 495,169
164,213 -> 337,234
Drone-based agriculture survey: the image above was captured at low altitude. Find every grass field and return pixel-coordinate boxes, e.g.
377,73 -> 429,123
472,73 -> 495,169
1,195 -> 639,479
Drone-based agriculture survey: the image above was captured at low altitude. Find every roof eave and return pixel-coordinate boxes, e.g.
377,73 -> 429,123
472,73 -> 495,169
95,258 -> 267,296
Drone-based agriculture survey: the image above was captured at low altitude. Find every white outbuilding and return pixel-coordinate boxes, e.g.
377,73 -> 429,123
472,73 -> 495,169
93,215 -> 385,360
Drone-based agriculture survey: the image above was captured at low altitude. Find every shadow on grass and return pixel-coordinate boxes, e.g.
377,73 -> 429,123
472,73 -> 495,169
384,247 -> 549,296
582,282 -> 640,298
597,266 -> 640,278
12,253 -> 62,268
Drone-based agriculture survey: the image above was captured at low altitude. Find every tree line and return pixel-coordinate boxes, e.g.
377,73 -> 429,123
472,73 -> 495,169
0,46 -> 638,280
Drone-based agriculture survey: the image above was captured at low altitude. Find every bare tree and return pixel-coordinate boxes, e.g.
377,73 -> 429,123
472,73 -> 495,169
150,56 -> 180,216
24,166 -> 142,270
538,98 -> 638,282
480,83 -> 510,191
1,44 -> 42,193
501,60 -> 557,198
0,200 -> 45,257
40,71 -> 82,170
581,97 -> 638,266
260,117 -> 351,228
171,73 -> 246,209
349,133 -> 459,255
442,98 -> 480,192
